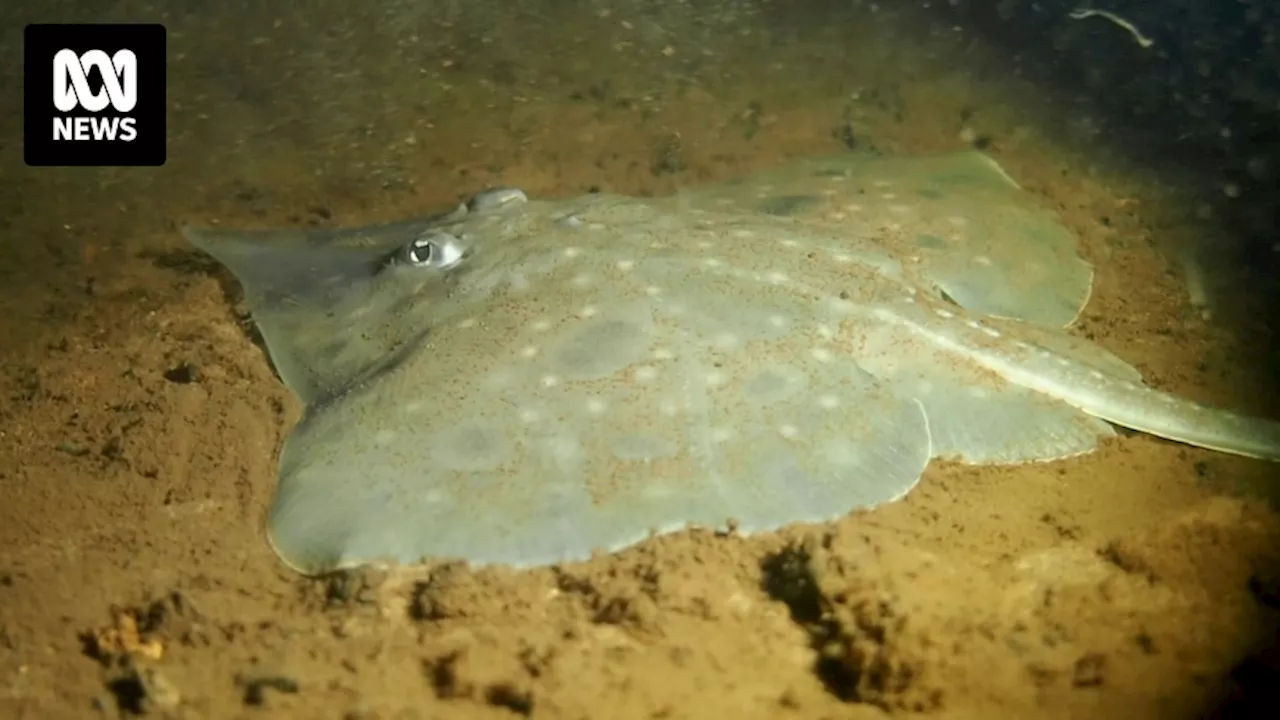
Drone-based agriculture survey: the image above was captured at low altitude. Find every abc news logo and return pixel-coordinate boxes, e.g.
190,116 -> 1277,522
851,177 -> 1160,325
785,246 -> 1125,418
53,48 -> 140,142
25,24 -> 166,167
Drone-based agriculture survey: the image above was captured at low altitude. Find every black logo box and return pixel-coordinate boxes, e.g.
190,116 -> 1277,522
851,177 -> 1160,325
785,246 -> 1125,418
24,24 -> 166,167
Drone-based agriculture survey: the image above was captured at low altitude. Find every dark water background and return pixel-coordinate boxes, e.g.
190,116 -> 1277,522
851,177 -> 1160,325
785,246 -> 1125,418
947,0 -> 1280,269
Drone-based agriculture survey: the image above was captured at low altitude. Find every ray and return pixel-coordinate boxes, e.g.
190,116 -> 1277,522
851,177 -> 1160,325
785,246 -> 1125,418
184,154 -> 1280,575
675,150 -> 1094,328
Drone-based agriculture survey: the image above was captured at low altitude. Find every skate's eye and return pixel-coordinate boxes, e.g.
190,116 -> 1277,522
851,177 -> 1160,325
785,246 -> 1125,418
401,230 -> 464,269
